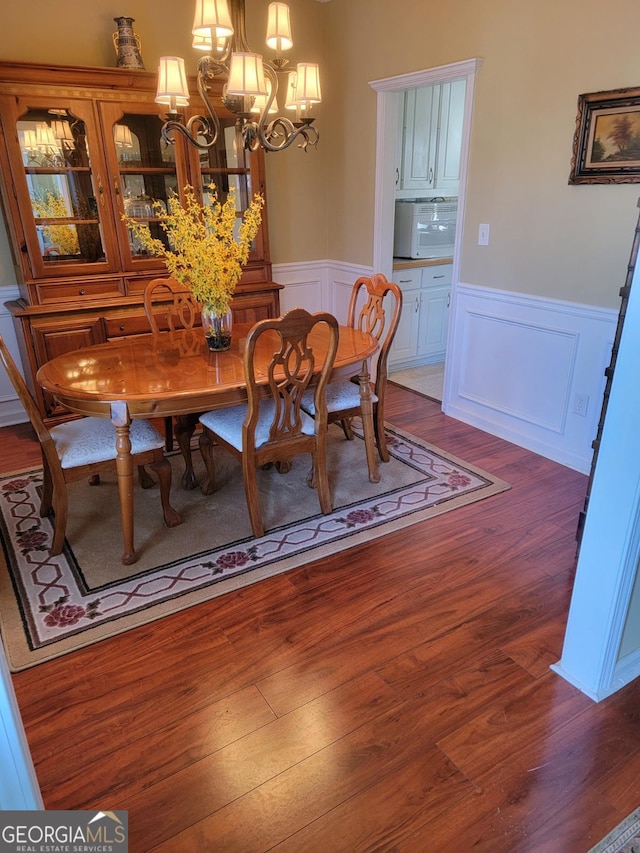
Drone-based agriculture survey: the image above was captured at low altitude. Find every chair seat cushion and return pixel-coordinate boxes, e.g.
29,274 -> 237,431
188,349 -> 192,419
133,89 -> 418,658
50,417 -> 165,469
301,379 -> 378,417
199,400 -> 316,451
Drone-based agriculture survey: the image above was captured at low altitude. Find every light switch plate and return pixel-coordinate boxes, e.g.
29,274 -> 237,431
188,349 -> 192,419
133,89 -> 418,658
478,224 -> 490,246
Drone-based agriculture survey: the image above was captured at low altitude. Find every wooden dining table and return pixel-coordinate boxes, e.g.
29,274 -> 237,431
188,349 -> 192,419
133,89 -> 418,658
37,322 -> 380,565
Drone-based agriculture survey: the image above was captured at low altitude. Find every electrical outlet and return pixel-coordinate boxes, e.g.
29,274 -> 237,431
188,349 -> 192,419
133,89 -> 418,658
574,393 -> 589,417
478,224 -> 490,246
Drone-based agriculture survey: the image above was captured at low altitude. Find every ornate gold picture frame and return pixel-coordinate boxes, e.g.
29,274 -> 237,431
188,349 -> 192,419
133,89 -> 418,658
569,86 -> 640,184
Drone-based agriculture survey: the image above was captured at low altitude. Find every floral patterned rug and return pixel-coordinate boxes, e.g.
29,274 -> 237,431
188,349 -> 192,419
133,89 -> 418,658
0,423 -> 510,670
589,808 -> 640,853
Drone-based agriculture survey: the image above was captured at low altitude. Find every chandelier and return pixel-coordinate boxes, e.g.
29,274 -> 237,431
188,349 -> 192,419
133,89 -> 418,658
155,0 -> 321,153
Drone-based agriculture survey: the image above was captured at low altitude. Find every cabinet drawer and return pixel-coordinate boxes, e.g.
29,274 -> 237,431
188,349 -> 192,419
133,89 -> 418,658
422,264 -> 452,287
104,313 -> 153,338
35,279 -> 124,304
393,268 -> 422,291
231,291 -> 278,324
124,275 -> 160,296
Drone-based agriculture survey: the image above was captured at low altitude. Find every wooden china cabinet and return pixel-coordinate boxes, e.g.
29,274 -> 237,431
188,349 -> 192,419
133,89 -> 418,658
0,60 -> 281,423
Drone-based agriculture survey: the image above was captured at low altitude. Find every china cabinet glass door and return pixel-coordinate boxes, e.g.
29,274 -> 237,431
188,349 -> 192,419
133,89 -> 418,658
99,101 -> 191,272
1,96 -> 119,278
189,116 -> 268,266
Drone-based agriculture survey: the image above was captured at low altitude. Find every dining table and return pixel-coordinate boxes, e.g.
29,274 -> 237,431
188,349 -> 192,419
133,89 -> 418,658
36,321 -> 380,565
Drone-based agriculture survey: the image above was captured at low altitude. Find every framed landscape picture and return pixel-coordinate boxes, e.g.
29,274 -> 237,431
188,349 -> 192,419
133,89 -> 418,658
569,86 -> 640,184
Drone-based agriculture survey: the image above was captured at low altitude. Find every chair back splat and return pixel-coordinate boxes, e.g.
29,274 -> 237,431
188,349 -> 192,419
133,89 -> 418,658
349,272 -> 403,401
198,308 -> 339,538
143,277 -> 203,487
301,273 -> 402,470
245,308 -> 338,451
144,277 -> 201,333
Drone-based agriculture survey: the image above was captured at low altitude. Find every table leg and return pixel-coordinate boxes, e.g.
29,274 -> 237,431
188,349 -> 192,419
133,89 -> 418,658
111,401 -> 137,565
357,360 -> 381,484
175,413 -> 200,490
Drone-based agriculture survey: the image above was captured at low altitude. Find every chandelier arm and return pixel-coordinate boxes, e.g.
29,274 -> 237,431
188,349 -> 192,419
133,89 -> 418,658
261,64 -> 279,118
250,67 -> 319,153
245,117 -> 318,153
161,116 -> 218,150
196,55 -> 225,145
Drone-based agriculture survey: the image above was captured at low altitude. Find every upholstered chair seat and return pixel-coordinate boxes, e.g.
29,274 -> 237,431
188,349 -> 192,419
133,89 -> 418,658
199,400 -> 316,453
302,379 -> 379,417
51,418 -> 166,468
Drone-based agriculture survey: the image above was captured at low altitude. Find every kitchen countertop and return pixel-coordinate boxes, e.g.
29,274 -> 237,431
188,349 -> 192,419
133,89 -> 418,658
393,257 -> 452,270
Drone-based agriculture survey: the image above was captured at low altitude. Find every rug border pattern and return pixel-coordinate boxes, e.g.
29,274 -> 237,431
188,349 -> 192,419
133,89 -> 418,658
0,424 -> 510,670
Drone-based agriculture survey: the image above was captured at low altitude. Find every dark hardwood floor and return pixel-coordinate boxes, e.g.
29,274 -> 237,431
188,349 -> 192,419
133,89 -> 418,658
3,385 -> 639,852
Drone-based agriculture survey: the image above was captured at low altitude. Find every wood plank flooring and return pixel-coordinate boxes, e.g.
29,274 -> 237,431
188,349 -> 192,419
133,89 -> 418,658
3,385 -> 640,852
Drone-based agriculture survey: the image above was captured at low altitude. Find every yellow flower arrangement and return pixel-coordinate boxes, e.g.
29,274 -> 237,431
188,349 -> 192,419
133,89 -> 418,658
123,184 -> 264,316
31,190 -> 80,257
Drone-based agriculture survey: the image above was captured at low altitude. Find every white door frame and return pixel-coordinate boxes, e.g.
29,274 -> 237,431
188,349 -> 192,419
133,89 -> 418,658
369,58 -> 482,400
0,640 -> 43,809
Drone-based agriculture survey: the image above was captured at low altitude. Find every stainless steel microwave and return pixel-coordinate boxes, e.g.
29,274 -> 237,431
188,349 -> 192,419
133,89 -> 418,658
393,200 -> 457,259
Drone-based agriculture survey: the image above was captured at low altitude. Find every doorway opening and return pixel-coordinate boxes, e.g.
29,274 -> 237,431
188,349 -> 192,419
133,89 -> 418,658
369,58 -> 481,406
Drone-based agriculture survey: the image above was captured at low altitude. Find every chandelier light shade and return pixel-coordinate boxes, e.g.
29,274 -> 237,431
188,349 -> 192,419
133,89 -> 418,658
295,62 -> 322,104
35,123 -> 58,150
266,3 -> 293,53
226,53 -> 268,97
284,71 -> 303,111
51,120 -> 75,144
192,34 -> 211,51
192,0 -> 234,40
22,130 -> 38,151
251,77 -> 277,114
157,0 -> 321,153
114,124 -> 134,148
155,56 -> 191,111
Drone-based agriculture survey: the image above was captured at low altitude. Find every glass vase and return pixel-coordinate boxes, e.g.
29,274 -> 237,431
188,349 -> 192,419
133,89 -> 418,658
202,306 -> 233,352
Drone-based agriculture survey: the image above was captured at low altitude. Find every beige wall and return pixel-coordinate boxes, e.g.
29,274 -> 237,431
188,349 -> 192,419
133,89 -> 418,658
323,0 -> 640,309
2,1 -> 640,307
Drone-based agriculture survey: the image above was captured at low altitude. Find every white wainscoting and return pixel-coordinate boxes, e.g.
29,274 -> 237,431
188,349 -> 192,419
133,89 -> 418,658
1,267 -> 617,474
275,262 -> 617,474
274,260 -> 372,323
444,283 -> 617,474
0,286 -> 27,427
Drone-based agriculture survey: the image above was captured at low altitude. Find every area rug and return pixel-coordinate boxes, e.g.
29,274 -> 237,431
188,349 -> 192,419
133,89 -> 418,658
589,807 -> 640,853
0,422 -> 509,670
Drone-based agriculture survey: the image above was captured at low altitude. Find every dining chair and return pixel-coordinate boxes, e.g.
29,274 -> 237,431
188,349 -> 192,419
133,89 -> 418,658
198,307 -> 339,538
301,272 -> 402,464
0,335 -> 180,557
144,277 -> 203,490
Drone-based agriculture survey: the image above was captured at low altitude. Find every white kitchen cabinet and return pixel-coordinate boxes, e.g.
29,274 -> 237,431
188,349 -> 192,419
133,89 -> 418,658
396,80 -> 465,198
390,268 -> 422,363
390,264 -> 452,368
